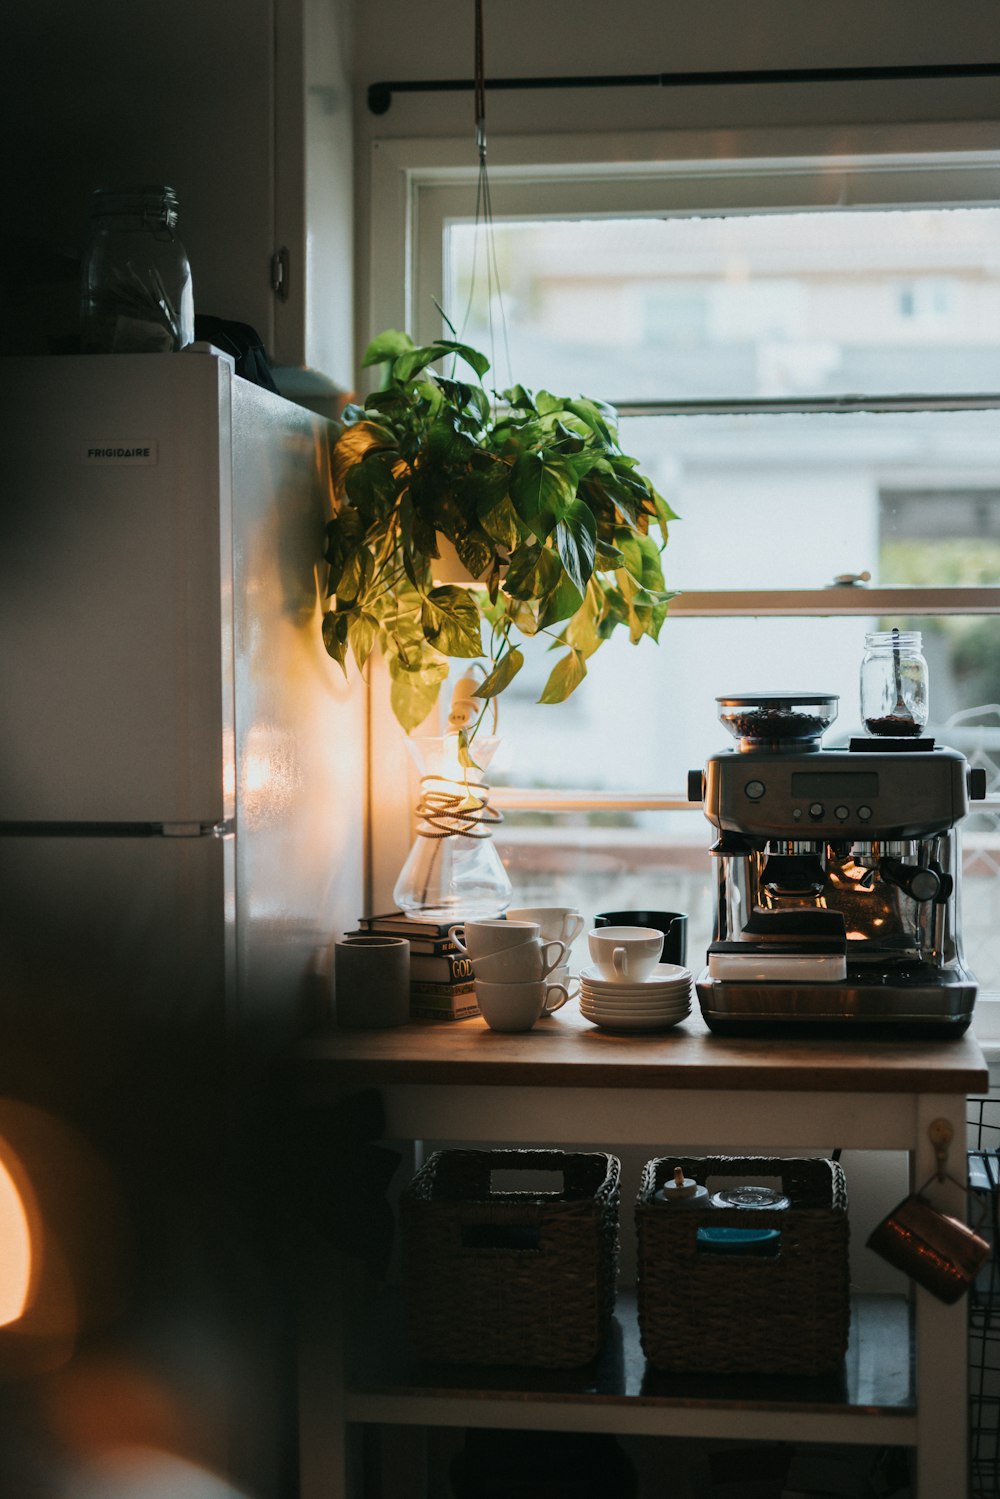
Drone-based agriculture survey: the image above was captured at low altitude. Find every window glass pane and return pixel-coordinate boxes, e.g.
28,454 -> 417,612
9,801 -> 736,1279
619,409 -> 1000,591
488,614 -> 1000,795
448,208 -> 1000,401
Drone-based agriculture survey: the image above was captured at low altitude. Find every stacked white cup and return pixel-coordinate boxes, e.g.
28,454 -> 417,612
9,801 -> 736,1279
449,918 -> 571,1032
507,906 -> 585,1002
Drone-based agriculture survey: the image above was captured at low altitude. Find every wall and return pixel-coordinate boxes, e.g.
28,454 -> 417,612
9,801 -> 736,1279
0,0 -> 355,388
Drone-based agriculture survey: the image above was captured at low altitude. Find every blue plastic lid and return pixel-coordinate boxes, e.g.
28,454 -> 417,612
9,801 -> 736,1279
696,1226 -> 781,1253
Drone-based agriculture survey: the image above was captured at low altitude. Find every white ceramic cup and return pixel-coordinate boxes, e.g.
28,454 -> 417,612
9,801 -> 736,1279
506,906 -> 585,948
472,937 -> 568,984
449,918 -> 540,960
475,977 -> 570,1032
549,964 -> 580,1002
587,925 -> 664,983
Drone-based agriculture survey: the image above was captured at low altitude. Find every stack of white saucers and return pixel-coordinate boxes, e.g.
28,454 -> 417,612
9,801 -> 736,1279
579,962 -> 693,1032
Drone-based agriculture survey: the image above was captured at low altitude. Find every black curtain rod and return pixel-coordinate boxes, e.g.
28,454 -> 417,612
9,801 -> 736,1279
368,62 -> 1000,115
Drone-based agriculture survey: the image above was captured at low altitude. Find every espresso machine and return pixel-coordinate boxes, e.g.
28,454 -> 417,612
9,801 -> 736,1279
688,692 -> 987,1034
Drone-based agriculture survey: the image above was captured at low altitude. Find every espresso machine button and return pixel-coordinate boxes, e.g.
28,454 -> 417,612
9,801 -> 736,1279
808,802 -> 824,820
744,779 -> 765,800
858,804 -> 873,821
834,805 -> 850,821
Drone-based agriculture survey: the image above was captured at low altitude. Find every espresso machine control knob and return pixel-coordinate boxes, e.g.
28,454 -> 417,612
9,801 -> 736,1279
879,856 -> 942,903
687,769 -> 705,804
969,767 -> 988,800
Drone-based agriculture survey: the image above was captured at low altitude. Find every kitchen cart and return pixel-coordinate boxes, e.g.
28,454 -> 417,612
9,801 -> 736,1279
293,1008 -> 987,1499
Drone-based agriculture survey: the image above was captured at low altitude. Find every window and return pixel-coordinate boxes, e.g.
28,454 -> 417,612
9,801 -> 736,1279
368,124 -> 1000,1019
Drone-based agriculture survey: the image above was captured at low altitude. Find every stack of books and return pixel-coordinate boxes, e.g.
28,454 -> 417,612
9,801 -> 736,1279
354,912 -> 479,1021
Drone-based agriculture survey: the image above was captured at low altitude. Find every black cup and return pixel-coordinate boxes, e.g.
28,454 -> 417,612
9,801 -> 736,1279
594,910 -> 687,967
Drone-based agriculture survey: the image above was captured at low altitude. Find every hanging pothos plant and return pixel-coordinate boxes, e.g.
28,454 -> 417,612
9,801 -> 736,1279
322,328 -> 678,735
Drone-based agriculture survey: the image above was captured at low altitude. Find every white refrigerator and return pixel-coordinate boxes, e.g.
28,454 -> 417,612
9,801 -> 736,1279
0,349 -> 364,1496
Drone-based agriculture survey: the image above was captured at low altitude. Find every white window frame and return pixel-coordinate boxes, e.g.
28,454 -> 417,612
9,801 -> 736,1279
364,120 -> 1000,1032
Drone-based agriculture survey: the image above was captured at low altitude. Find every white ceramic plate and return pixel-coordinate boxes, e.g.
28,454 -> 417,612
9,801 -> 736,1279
579,1008 -> 689,1033
580,999 -> 691,1022
579,983 -> 692,1005
580,963 -> 691,991
580,1000 -> 691,1019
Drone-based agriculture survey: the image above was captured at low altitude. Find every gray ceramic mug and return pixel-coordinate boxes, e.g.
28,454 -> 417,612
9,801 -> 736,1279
334,934 -> 410,1029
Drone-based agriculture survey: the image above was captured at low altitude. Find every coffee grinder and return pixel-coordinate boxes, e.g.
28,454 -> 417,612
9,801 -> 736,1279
688,691 -> 987,1034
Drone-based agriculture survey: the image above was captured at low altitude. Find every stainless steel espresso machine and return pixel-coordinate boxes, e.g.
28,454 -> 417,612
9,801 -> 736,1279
688,692 -> 987,1034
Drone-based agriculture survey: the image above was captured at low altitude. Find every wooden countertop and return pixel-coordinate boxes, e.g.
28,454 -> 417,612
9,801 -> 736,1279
294,1003 -> 988,1095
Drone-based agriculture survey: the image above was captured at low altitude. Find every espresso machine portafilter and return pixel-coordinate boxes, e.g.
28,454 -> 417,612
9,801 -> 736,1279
688,692 -> 987,1035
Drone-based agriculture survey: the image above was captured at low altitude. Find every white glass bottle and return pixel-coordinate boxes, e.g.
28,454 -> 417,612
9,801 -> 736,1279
860,629 -> 929,737
393,735 -> 512,922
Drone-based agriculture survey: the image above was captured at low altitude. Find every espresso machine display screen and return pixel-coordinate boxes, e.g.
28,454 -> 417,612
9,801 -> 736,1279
790,771 -> 879,799
692,690 -> 987,1035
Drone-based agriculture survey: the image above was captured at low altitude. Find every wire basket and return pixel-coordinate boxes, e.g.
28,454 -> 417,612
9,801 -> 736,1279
968,1096 -> 1000,1498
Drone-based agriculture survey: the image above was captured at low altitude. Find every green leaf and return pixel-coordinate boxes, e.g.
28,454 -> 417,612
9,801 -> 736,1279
321,610 -> 349,673
500,384 -> 537,413
509,452 -> 575,533
455,727 -> 483,774
478,491 -> 521,551
563,586 -> 603,657
652,487 -> 679,545
348,611 -> 379,672
387,344 -> 445,382
385,642 -> 449,731
507,597 -> 541,635
554,499 -> 598,596
324,507 -> 365,594
477,647 -> 524,698
345,450 -> 402,522
425,416 -> 474,466
390,673 -> 443,733
420,585 -> 484,658
336,546 -> 374,607
537,569 -> 584,629
595,538 -> 625,568
539,648 -> 587,704
332,421 -> 399,500
435,339 -> 492,379
564,397 -> 617,446
450,531 -> 493,582
504,542 -> 562,602
362,329 -> 414,366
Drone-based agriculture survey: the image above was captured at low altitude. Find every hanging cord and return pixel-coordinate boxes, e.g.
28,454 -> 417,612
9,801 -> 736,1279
414,777 -> 503,840
474,0 -> 486,162
457,0 -> 511,386
416,671 -> 503,840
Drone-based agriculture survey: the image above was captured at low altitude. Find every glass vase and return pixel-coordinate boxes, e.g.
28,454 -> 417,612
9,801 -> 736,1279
393,735 -> 512,922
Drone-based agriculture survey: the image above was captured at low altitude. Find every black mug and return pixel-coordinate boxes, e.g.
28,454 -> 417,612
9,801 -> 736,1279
594,910 -> 687,967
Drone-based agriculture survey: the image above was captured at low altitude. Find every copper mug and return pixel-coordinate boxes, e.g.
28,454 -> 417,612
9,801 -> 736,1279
867,1192 -> 991,1304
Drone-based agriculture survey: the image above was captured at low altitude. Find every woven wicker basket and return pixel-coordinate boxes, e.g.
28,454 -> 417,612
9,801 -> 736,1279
636,1155 -> 850,1375
400,1148 -> 620,1367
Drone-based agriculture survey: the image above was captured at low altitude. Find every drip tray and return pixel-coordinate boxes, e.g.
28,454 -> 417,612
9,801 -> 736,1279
707,941 -> 846,983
